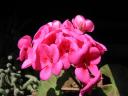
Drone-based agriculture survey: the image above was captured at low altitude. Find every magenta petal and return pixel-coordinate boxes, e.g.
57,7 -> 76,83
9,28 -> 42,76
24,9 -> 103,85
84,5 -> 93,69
69,39 -> 87,65
52,60 -> 63,75
43,31 -> 57,45
75,67 -> 90,83
61,53 -> 70,69
34,25 -> 49,40
40,66 -> 52,80
55,32 -> 63,45
38,44 -> 50,69
69,51 -> 80,65
79,72 -> 101,96
85,19 -> 94,32
90,56 -> 101,65
80,41 -> 89,54
62,20 -> 74,29
52,20 -> 61,29
79,71 -> 101,95
19,48 -> 26,61
18,35 -> 32,49
84,34 -> 96,45
69,51 -> 84,66
69,43 -> 89,65
72,15 -> 86,28
89,47 -> 101,65
50,44 -> 59,63
40,60 -> 51,70
96,41 -> 107,54
88,64 -> 99,76
72,29 -> 83,36
21,59 -> 31,69
31,45 -> 42,70
33,29 -> 41,40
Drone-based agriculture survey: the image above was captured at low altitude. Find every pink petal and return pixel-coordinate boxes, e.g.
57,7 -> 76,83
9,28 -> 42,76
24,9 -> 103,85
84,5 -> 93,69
55,32 -> 63,45
52,60 -> 63,75
88,64 -> 99,76
58,38 -> 71,56
40,66 -> 52,80
89,47 -> 101,65
85,19 -> 94,32
33,29 -> 41,40
43,31 -> 57,45
21,59 -> 32,69
52,20 -> 61,30
90,56 -> 101,65
79,71 -> 101,95
50,44 -> 59,63
18,35 -> 32,49
34,25 -> 49,40
84,34 -> 96,45
72,15 -> 86,32
96,41 -> 107,54
39,44 -> 59,63
69,51 -> 84,66
38,44 -> 51,68
47,20 -> 61,32
75,67 -> 90,83
66,37 -> 79,51
31,46 -> 42,70
72,15 -> 86,28
19,47 -> 26,61
61,53 -> 70,69
72,29 -> 83,36
69,42 -> 89,65
61,29 -> 72,37
62,20 -> 74,29
37,44 -> 59,70
39,44 -> 51,59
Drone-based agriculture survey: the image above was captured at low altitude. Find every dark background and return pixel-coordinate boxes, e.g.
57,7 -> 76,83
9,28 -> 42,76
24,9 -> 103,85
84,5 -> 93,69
0,1 -> 128,95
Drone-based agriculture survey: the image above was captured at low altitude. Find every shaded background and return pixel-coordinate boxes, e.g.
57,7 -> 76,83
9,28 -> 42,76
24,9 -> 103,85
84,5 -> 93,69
0,1 -> 128,95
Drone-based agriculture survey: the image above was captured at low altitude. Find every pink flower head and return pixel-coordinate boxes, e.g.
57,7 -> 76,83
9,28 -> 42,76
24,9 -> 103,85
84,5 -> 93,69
17,15 -> 107,96
17,35 -> 32,61
72,15 -> 94,33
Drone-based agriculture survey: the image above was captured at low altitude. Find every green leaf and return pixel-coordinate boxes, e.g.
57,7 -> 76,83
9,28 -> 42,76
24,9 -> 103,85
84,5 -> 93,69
100,64 -> 120,96
37,74 -> 61,96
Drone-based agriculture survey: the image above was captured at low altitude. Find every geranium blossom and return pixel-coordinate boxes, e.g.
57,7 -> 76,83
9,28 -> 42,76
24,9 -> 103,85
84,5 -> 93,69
39,44 -> 61,80
17,35 -> 32,61
17,15 -> 107,96
74,34 -> 107,95
72,15 -> 94,32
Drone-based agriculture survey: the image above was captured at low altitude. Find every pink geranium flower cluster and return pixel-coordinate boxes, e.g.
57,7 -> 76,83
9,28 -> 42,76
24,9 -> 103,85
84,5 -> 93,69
17,15 -> 107,96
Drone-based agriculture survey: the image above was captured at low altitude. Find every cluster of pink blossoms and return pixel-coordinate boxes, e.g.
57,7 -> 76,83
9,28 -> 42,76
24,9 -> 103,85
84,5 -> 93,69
17,15 -> 107,96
